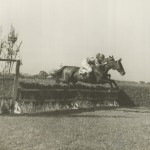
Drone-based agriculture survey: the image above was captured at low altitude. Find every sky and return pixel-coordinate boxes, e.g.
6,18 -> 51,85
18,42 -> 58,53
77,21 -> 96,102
0,0 -> 150,82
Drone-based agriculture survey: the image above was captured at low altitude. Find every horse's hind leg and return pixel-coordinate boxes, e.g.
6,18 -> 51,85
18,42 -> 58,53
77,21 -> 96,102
58,74 -> 72,84
58,78 -> 69,84
56,70 -> 76,85
56,78 -> 60,84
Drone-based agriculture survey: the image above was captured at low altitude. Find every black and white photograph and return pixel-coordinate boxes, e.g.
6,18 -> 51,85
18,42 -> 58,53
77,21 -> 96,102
0,0 -> 150,149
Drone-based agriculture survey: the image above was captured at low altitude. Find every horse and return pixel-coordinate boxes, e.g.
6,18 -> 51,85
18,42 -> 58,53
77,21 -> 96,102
50,57 -> 125,88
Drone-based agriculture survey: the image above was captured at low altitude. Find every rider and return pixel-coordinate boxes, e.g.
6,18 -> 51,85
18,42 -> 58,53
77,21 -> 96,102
95,53 -> 107,66
79,53 -> 106,76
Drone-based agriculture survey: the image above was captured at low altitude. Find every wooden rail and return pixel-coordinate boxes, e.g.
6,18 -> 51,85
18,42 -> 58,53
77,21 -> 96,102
0,58 -> 19,62
0,97 -> 12,99
0,77 -> 14,80
19,88 -> 119,93
21,97 -> 118,102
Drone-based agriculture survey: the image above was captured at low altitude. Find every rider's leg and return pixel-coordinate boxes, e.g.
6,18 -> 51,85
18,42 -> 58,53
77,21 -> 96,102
80,60 -> 92,76
82,65 -> 92,76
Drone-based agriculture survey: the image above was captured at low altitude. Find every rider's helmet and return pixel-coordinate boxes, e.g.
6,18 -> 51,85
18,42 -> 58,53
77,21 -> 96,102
100,54 -> 105,59
96,53 -> 101,59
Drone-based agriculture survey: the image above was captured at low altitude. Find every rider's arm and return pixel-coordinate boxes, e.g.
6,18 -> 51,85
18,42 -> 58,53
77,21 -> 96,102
87,57 -> 95,65
102,58 -> 107,64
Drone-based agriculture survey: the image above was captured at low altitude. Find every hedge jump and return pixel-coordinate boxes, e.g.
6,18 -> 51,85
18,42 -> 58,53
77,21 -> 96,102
18,87 -> 119,103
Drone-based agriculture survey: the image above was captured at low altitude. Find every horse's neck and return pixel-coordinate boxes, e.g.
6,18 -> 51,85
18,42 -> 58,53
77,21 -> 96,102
92,64 -> 111,76
104,64 -> 112,75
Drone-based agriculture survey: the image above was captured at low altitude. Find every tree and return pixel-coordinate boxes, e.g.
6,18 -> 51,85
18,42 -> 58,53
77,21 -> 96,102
139,81 -> 145,84
0,25 -> 22,74
38,71 -> 48,79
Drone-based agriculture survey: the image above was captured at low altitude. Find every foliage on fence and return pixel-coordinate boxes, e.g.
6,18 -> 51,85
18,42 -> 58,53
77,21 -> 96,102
19,79 -> 118,100
17,79 -> 119,113
19,79 -> 111,89
0,78 -> 14,98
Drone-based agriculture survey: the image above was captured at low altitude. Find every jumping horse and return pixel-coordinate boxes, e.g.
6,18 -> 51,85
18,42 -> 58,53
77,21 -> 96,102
50,57 -> 125,88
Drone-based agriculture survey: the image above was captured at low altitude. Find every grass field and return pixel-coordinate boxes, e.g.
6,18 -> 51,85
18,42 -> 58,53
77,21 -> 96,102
1,107 -> 150,150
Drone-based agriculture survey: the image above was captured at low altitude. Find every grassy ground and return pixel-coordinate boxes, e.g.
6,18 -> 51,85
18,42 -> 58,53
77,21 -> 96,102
0,107 -> 150,150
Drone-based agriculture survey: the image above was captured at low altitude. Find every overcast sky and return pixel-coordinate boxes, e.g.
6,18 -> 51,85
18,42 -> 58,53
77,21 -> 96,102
0,0 -> 150,82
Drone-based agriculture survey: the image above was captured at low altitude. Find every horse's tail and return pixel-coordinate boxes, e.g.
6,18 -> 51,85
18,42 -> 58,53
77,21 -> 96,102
50,66 -> 67,78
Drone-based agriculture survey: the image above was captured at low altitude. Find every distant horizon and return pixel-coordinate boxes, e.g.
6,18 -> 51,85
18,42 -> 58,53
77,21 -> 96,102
19,69 -> 150,83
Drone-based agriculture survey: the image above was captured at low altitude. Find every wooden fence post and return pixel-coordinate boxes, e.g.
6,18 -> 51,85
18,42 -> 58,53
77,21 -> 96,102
12,60 -> 20,112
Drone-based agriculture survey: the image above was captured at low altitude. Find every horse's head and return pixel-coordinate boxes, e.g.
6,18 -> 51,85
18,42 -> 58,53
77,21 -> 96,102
107,57 -> 125,75
109,55 -> 115,61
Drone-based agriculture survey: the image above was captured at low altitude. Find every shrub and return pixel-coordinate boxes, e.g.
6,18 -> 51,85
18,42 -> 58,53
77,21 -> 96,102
118,83 -> 150,107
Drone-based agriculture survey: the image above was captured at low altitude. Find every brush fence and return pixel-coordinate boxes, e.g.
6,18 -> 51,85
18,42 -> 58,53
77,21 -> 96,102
18,83 -> 119,113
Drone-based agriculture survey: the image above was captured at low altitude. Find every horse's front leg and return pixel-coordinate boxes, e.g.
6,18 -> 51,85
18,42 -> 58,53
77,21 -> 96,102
97,79 -> 114,88
56,78 -> 60,84
110,79 -> 118,88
